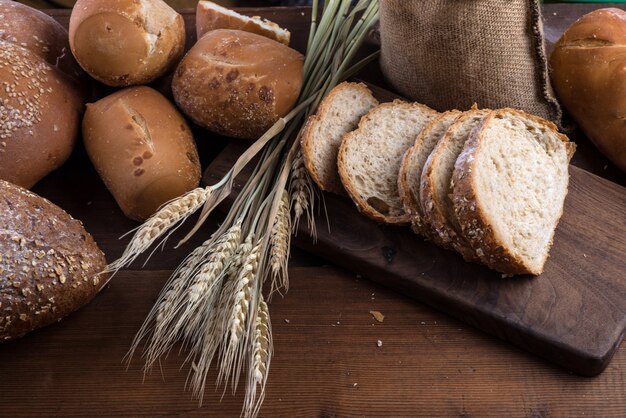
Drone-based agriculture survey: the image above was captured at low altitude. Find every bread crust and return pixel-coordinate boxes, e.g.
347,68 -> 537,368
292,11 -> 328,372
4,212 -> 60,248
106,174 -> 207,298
301,82 -> 377,195
451,108 -> 575,275
338,100 -> 437,225
420,109 -> 488,260
0,180 -> 108,342
196,0 -> 290,45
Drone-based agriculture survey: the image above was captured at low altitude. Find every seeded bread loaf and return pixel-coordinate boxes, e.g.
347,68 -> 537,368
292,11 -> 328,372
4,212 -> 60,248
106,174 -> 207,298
420,109 -> 490,259
69,0 -> 185,86
301,82 -> 379,195
452,109 -> 575,275
196,0 -> 290,45
398,110 -> 462,236
0,180 -> 108,342
0,1 -> 85,189
338,100 -> 438,224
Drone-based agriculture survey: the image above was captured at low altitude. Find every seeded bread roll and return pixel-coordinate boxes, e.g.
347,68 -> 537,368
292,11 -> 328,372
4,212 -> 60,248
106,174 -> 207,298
69,0 -> 185,87
196,0 -> 291,45
172,29 -> 304,140
0,180 -> 108,342
0,1 -> 84,189
83,86 -> 201,221
550,8 -> 626,173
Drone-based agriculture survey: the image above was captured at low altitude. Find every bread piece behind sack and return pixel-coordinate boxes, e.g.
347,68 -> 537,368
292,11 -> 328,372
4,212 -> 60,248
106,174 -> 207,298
398,110 -> 462,235
338,100 -> 438,224
452,109 -> 575,275
196,0 -> 290,45
420,108 -> 490,259
302,82 -> 379,195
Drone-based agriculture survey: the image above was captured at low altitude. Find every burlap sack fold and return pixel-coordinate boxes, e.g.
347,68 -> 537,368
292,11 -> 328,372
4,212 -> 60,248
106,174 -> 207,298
379,0 -> 562,123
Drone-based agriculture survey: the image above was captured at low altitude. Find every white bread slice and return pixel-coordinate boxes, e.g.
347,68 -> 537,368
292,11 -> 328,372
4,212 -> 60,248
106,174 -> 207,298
301,82 -> 379,195
420,108 -> 490,259
338,100 -> 438,224
452,109 -> 576,275
196,1 -> 291,45
398,110 -> 462,236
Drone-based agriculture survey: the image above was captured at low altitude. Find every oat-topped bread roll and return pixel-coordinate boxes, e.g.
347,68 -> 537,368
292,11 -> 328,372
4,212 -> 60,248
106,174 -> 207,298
420,108 -> 490,259
69,0 -> 185,86
0,180 -> 108,342
172,29 -> 304,140
196,0 -> 291,45
338,100 -> 438,224
301,82 -> 379,195
452,109 -> 575,275
0,0 -> 85,189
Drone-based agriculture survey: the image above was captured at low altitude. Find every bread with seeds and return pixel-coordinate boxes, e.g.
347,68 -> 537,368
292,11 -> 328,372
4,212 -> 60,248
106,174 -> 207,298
398,110 -> 462,236
452,109 -> 575,275
338,100 -> 438,224
0,180 -> 108,342
302,82 -> 379,195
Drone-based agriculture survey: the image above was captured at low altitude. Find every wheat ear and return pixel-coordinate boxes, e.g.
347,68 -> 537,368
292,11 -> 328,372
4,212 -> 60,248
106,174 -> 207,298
107,187 -> 211,272
243,295 -> 272,418
289,151 -> 317,239
269,191 -> 291,294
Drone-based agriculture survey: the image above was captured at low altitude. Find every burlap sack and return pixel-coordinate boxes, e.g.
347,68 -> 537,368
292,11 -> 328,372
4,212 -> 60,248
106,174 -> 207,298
379,0 -> 562,123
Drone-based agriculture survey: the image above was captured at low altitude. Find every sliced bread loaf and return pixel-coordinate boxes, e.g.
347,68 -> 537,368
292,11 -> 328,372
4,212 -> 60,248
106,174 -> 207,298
398,110 -> 462,235
338,100 -> 438,224
452,109 -> 575,275
301,82 -> 379,195
420,108 -> 490,259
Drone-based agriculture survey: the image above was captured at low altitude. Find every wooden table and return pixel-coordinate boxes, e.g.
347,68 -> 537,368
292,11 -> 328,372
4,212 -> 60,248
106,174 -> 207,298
1,4 -> 625,418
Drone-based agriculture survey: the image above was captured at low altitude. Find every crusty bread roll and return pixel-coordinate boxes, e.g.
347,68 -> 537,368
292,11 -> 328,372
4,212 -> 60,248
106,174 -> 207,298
0,180 -> 108,342
0,1 -> 85,189
172,29 -> 304,140
69,0 -> 185,87
550,8 -> 626,172
196,0 -> 291,45
83,86 -> 201,221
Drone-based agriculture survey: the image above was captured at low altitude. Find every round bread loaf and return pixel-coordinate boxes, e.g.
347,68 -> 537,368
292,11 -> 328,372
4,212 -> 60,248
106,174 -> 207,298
69,0 -> 185,87
550,8 -> 626,172
83,86 -> 201,221
0,180 -> 108,342
172,29 -> 304,140
0,1 -> 85,189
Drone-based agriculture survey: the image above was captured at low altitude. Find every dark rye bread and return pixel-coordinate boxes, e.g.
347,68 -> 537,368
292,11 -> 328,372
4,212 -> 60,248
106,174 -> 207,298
452,109 -> 575,275
0,180 -> 108,342
420,108 -> 490,259
398,110 -> 462,236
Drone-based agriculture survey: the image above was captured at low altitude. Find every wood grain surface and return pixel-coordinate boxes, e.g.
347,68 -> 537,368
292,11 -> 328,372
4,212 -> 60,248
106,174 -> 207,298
0,4 -> 625,418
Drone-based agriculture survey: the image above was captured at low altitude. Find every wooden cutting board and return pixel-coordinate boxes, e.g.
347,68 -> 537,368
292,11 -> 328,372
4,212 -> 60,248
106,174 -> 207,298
204,85 -> 626,377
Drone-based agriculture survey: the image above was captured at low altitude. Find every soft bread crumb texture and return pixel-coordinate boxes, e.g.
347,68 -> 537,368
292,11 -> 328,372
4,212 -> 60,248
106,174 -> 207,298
339,100 -> 438,224
302,82 -> 378,195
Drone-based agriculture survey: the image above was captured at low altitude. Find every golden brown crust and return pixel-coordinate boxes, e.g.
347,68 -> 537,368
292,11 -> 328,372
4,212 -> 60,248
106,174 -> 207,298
82,86 -> 201,221
451,109 -> 575,276
172,29 -> 304,140
0,41 -> 83,189
69,0 -> 185,87
301,82 -> 376,196
196,0 -> 290,45
0,180 -> 108,342
550,8 -> 626,172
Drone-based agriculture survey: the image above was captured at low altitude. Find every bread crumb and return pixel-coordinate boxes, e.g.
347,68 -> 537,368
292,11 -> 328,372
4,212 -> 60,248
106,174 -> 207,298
284,319 -> 290,324
370,310 -> 384,322
376,340 -> 382,347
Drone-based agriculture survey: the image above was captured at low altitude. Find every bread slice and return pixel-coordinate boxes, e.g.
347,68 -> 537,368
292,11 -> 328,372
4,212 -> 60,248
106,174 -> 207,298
452,109 -> 576,275
398,110 -> 462,236
301,82 -> 379,195
338,100 -> 438,224
196,0 -> 290,45
420,108 -> 490,259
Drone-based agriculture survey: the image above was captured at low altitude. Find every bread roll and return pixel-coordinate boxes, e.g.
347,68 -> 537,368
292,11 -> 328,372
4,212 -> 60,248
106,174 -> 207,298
0,1 -> 85,189
69,0 -> 185,87
0,180 -> 108,342
83,86 -> 201,221
550,8 -> 626,172
172,29 -> 304,140
196,0 -> 291,45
